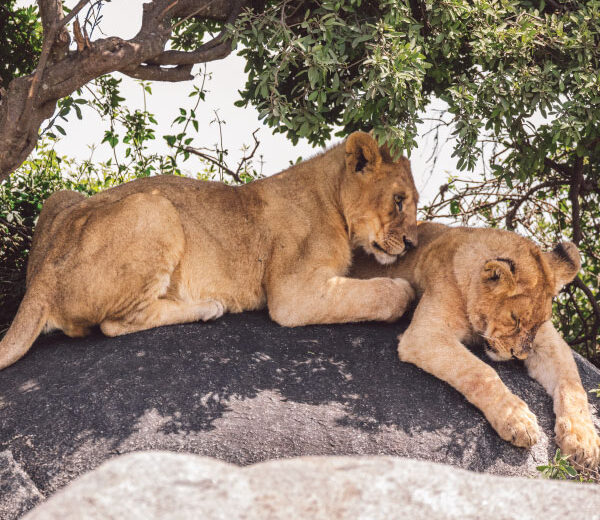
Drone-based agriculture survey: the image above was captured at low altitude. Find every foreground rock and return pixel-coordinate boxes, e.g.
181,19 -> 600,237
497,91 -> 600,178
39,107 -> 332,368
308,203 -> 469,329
0,451 -> 43,520
24,452 -> 600,520
1,312 -> 599,517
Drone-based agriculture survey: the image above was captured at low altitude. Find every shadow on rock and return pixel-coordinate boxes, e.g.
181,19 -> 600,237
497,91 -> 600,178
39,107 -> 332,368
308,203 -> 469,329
1,312 -> 598,498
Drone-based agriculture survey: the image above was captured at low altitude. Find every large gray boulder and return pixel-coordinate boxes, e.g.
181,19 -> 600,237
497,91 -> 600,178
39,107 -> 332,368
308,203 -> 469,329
1,311 -> 599,518
23,452 -> 600,520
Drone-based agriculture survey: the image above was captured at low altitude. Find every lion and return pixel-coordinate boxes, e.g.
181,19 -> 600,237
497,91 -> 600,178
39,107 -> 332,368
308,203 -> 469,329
0,132 -> 419,370
351,221 -> 600,468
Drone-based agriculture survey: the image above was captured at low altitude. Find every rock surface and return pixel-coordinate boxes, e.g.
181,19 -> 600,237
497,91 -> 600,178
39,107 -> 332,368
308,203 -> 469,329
0,450 -> 43,519
23,451 -> 600,520
1,311 -> 600,518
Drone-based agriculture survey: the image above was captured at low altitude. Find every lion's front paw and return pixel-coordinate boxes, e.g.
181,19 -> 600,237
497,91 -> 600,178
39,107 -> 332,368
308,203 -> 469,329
197,299 -> 225,321
490,395 -> 540,448
555,416 -> 600,469
382,278 -> 415,322
392,278 -> 416,302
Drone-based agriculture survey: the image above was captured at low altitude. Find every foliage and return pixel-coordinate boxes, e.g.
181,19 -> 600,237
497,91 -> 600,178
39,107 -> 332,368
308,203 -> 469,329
537,448 -> 600,483
228,2 -> 599,153
536,449 -> 579,479
231,0 -> 430,155
0,1 -> 42,91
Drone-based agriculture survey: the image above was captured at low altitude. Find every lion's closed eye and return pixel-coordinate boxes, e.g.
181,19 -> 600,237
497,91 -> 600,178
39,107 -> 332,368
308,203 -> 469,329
510,312 -> 521,333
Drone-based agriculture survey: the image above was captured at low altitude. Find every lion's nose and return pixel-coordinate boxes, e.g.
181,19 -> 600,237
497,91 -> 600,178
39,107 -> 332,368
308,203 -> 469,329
403,236 -> 415,250
511,347 -> 529,360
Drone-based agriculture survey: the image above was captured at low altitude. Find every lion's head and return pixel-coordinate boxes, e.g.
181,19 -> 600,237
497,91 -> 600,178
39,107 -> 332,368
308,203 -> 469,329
341,132 -> 418,265
467,240 -> 581,361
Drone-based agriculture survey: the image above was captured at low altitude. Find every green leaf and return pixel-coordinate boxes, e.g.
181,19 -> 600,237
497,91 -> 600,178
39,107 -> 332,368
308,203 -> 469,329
565,465 -> 578,477
308,67 -> 319,88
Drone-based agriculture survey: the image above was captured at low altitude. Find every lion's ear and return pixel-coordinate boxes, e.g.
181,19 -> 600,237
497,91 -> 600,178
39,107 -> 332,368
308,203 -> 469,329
544,242 -> 581,293
379,143 -> 409,167
482,259 -> 516,295
345,132 -> 382,174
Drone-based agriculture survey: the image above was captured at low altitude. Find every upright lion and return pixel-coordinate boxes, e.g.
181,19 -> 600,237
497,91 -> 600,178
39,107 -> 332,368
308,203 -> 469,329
0,132 -> 419,370
352,222 -> 600,468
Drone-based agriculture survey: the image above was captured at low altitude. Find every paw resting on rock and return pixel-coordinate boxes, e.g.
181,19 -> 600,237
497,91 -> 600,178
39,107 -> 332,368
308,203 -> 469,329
198,299 -> 225,321
489,394 -> 540,448
555,416 -> 600,469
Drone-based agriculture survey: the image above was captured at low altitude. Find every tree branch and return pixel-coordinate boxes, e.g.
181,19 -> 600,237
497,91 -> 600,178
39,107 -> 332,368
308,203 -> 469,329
60,0 -> 92,28
148,0 -> 242,66
37,1 -> 70,54
121,63 -> 194,82
408,0 -> 430,37
0,0 -> 245,182
148,41 -> 234,65
28,0 -> 90,109
544,157 -> 571,178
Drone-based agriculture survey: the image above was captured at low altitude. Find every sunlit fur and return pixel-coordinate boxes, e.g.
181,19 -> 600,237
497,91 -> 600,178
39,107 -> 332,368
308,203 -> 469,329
352,223 -> 600,468
0,132 -> 420,371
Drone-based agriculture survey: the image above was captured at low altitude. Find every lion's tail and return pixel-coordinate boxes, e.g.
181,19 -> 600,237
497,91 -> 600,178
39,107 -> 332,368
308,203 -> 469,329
0,279 -> 49,370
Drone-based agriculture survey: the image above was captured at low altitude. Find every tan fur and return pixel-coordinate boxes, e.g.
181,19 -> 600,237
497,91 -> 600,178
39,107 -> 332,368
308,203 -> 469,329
0,132 -> 419,370
351,222 -> 600,468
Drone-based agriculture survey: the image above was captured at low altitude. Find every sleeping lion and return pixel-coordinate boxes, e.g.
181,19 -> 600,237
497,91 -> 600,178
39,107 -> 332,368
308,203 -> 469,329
0,132 -> 418,370
352,221 -> 600,468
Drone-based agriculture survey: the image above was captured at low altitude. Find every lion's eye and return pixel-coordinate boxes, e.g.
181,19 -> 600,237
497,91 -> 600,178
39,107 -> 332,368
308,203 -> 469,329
511,313 -> 521,333
394,194 -> 404,212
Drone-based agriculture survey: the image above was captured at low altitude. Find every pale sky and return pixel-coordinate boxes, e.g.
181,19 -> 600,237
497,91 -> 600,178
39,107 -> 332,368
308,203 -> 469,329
16,0 -> 457,203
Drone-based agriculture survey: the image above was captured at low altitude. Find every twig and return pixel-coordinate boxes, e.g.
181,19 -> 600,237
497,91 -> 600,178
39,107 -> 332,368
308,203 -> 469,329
569,156 -> 584,245
505,180 -> 557,230
0,217 -> 30,241
182,146 -> 242,183
573,277 -> 600,331
234,129 -> 260,177
61,0 -> 93,29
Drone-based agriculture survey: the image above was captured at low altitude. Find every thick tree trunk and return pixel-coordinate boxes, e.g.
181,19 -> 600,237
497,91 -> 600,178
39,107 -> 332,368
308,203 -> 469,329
0,0 -> 241,183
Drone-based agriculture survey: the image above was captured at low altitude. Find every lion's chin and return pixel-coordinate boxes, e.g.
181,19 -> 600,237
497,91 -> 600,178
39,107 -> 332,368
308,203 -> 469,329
484,348 -> 506,362
372,250 -> 399,265
484,345 -> 512,362
365,241 -> 404,265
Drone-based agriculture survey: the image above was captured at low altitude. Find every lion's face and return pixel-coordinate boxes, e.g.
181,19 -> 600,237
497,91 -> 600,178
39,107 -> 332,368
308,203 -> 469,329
341,132 -> 419,265
468,243 -> 581,361
477,290 -> 553,362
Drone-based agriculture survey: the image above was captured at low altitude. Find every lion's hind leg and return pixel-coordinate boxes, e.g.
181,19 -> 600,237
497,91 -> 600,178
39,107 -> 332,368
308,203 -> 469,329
100,298 -> 224,337
101,298 -> 224,337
